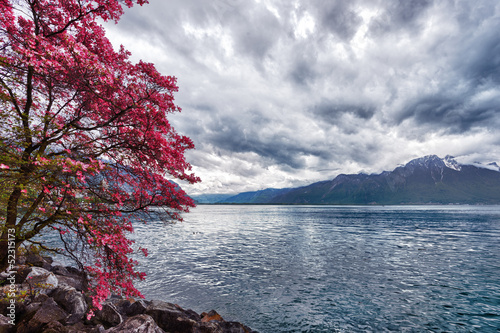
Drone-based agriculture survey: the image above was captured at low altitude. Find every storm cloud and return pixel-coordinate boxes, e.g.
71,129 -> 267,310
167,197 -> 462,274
104,0 -> 500,194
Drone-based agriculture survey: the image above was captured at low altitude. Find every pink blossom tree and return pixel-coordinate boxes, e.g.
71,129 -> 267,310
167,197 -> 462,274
0,0 -> 199,316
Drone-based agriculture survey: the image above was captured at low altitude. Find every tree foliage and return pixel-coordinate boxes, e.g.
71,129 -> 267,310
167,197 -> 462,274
0,0 -> 199,316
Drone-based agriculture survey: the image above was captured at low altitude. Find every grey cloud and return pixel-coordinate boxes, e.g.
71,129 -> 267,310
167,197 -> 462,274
454,1 -> 498,27
289,60 -> 317,86
107,0 -> 500,193
391,0 -> 432,24
368,0 -> 432,36
202,114 -> 332,170
459,28 -> 500,85
300,0 -> 363,41
286,39 -> 322,87
227,5 -> 281,61
318,2 -> 363,41
392,6 -> 500,134
398,91 -> 500,133
312,99 -> 376,123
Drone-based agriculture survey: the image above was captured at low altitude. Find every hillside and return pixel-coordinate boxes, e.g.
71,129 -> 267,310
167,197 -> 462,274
218,155 -> 500,205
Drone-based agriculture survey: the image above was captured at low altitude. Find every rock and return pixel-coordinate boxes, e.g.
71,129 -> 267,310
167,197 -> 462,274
2,254 -> 258,333
201,309 -> 224,322
65,266 -> 83,276
23,301 -> 43,318
49,265 -> 70,276
0,314 -> 14,333
105,314 -> 166,333
94,303 -> 122,327
56,275 -> 84,291
0,271 -> 9,281
24,267 -> 58,294
219,321 -> 256,333
25,253 -> 44,266
145,300 -> 200,333
41,256 -> 53,265
4,265 -> 31,284
184,308 -> 202,322
40,320 -> 66,333
15,254 -> 26,266
127,300 -> 149,316
110,299 -> 132,317
0,297 -> 26,324
50,286 -> 87,325
112,298 -> 151,317
25,253 -> 52,270
49,266 -> 85,291
32,293 -> 50,303
65,321 -> 105,333
16,298 -> 68,333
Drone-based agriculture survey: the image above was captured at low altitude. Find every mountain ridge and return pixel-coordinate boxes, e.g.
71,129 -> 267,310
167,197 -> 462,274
209,155 -> 500,205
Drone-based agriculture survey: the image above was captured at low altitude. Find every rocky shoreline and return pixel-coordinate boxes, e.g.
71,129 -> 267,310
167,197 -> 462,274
0,253 -> 257,333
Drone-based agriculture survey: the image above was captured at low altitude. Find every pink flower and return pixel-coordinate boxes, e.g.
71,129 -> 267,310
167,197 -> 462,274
0,164 -> 9,169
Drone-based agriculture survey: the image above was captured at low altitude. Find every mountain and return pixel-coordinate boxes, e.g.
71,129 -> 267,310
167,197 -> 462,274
219,155 -> 500,205
218,188 -> 292,204
190,193 -> 236,204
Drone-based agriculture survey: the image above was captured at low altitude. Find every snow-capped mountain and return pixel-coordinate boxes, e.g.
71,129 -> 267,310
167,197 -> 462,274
219,155 -> 500,205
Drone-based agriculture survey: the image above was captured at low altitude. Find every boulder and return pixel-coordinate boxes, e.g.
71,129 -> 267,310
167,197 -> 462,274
145,300 -> 200,332
93,303 -> 122,327
40,320 -> 66,333
49,265 -> 70,276
105,314 -> 165,333
127,300 -> 149,316
2,265 -> 31,284
24,267 -> 58,294
64,321 -> 106,333
41,256 -> 53,265
25,253 -> 44,267
109,299 -> 132,317
50,286 -> 87,325
56,275 -> 84,291
201,310 -> 224,322
16,297 -> 68,333
112,298 -> 151,317
0,314 -> 14,333
25,254 -> 52,270
2,254 -> 259,333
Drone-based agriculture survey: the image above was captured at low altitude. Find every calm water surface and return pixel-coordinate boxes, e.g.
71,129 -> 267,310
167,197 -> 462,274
132,205 -> 500,332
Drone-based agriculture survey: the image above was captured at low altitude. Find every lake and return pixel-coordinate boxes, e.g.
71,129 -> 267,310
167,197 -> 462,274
132,205 -> 500,332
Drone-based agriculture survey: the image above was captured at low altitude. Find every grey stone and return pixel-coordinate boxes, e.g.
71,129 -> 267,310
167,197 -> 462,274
50,265 -> 70,276
25,253 -> 45,267
0,314 -> 14,333
16,298 -> 68,333
105,314 -> 166,333
56,275 -> 84,291
24,267 -> 58,294
145,301 -> 200,333
125,299 -> 149,316
50,286 -> 88,325
40,320 -> 66,333
94,303 -> 122,327
32,298 -> 67,323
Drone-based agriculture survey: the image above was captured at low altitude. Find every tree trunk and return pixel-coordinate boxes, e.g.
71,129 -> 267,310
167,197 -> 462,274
0,188 -> 21,272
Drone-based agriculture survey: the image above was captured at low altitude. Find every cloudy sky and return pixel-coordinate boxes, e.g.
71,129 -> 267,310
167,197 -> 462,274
104,0 -> 500,195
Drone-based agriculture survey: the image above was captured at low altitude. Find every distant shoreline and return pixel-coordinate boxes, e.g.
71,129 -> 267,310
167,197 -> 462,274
194,202 -> 498,206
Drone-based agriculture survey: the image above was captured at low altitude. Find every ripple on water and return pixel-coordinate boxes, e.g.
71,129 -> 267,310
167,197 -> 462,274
131,205 -> 500,332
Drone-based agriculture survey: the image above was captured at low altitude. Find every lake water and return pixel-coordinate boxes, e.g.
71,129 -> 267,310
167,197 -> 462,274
132,205 -> 500,332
